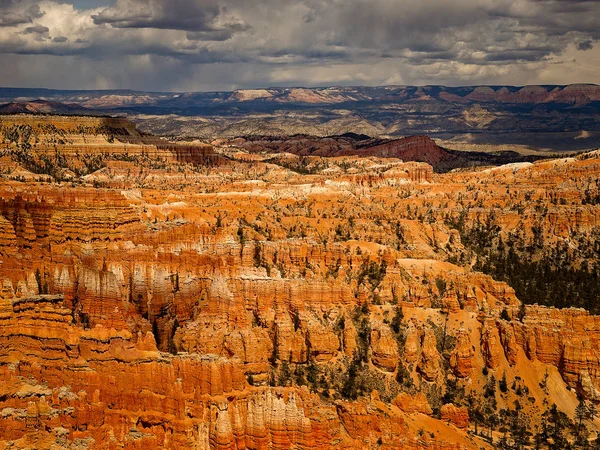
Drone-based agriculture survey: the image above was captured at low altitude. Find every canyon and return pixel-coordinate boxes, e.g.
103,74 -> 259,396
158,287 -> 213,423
1,114 -> 600,449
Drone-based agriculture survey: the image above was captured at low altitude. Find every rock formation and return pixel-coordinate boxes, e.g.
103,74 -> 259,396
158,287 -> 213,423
1,114 -> 600,448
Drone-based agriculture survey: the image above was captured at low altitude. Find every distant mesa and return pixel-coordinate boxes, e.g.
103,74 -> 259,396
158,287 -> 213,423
0,99 -> 86,115
233,134 -> 547,172
2,84 -> 600,108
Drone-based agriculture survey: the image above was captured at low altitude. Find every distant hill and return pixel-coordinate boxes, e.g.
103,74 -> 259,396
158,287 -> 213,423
0,99 -> 87,115
231,134 -> 549,172
1,84 -> 600,151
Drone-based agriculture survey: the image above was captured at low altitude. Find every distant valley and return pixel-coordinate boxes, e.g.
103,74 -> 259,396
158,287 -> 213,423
1,84 -> 600,153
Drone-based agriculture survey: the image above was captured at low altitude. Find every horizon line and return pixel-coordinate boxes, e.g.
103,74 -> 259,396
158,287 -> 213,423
0,82 -> 598,95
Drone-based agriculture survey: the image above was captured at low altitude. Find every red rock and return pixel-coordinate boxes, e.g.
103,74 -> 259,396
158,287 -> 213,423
418,329 -> 441,382
392,392 -> 433,414
440,404 -> 470,429
450,329 -> 475,378
370,322 -> 399,372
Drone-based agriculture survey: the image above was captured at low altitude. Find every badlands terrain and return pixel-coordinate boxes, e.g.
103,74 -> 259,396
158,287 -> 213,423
1,114 -> 600,449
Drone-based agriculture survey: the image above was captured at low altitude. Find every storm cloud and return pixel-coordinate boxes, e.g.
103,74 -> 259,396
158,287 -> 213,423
0,2 -> 43,27
0,0 -> 598,90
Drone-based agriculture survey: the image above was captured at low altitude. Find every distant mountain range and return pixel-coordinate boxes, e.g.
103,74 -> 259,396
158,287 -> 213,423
1,84 -> 600,151
2,84 -> 600,108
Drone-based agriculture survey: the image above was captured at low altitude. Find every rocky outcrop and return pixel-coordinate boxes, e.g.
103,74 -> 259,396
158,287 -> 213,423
481,318 -> 503,370
404,324 -> 421,364
350,136 -> 447,168
498,320 -> 519,365
504,306 -> 600,398
418,329 -> 441,382
441,404 -> 470,429
0,115 -> 221,172
370,323 -> 399,372
236,134 -> 463,172
449,329 -> 475,378
392,392 -> 432,415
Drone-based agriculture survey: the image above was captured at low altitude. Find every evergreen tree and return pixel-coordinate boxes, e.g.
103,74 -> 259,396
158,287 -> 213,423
499,371 -> 508,393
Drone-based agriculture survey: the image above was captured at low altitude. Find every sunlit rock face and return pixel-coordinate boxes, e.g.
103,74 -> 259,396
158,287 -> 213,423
1,115 -> 600,449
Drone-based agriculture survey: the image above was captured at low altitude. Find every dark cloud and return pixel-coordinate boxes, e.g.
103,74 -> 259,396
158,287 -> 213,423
0,0 -> 599,89
91,0 -> 248,40
186,20 -> 250,41
0,3 -> 43,27
23,25 -> 49,34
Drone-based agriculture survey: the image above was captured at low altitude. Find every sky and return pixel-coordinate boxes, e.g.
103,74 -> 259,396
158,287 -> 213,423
0,0 -> 599,92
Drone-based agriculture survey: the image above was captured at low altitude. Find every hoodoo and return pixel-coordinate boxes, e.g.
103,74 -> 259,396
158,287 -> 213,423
1,113 -> 600,448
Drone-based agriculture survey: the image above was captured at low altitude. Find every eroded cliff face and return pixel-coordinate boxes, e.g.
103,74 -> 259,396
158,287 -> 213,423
1,115 -> 600,449
0,115 -> 220,181
0,293 -> 486,450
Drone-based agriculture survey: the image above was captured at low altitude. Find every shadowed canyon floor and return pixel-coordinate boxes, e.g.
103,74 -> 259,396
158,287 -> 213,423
1,115 -> 600,449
